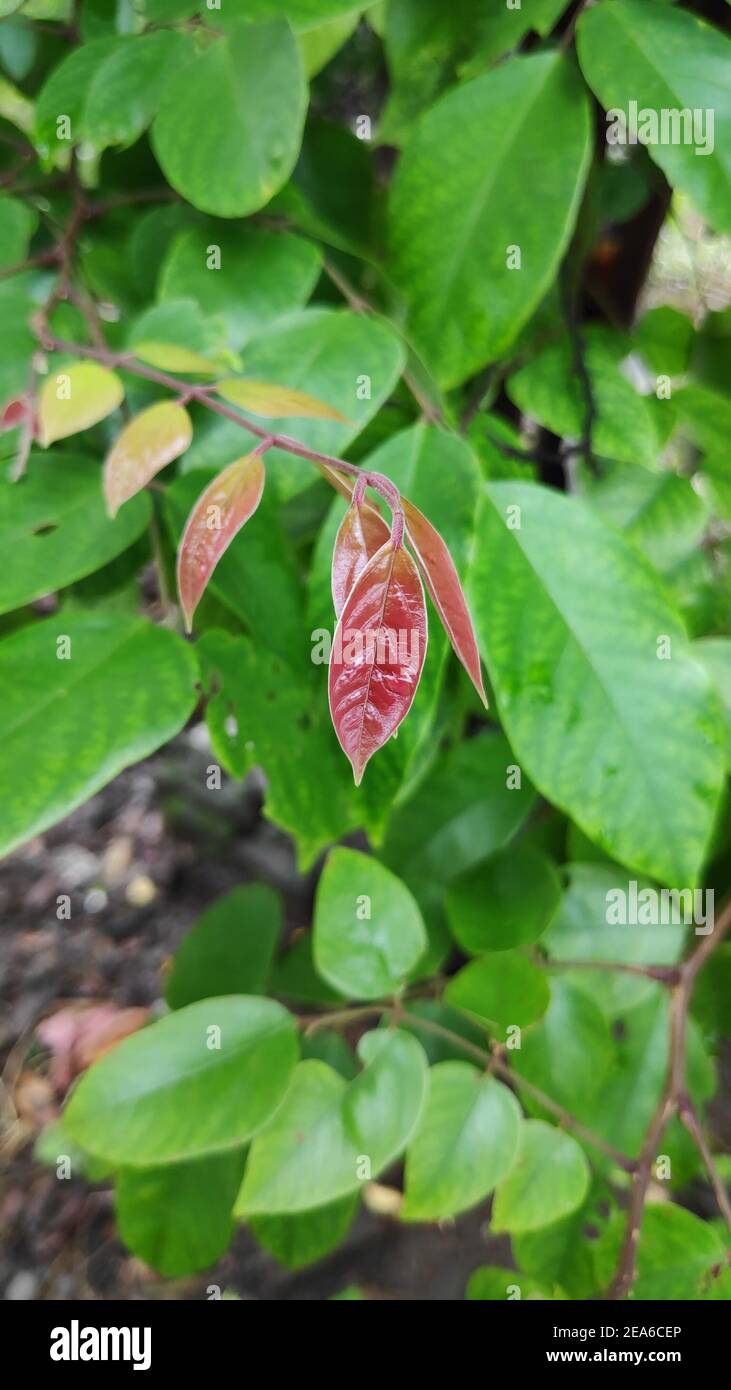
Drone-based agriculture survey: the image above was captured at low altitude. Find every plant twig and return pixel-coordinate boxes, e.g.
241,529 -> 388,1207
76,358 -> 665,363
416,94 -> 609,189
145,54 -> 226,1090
607,894 -> 731,1299
403,1012 -> 636,1174
544,959 -> 681,984
560,263 -> 598,478
33,332 -> 392,495
299,1002 -> 635,1173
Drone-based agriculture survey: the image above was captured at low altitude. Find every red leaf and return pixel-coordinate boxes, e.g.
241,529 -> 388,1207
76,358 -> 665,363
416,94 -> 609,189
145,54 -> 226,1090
331,494 -> 390,616
177,453 -> 265,631
329,539 -> 427,785
1,396 -> 30,431
402,497 -> 487,707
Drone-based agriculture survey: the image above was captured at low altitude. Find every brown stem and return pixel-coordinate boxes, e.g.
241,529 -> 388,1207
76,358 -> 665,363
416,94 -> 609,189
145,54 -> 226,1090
0,248 -> 61,282
299,1003 -> 635,1173
34,334 -> 407,525
405,1012 -> 635,1174
544,959 -> 681,984
679,1098 -> 731,1233
607,894 -> 731,1299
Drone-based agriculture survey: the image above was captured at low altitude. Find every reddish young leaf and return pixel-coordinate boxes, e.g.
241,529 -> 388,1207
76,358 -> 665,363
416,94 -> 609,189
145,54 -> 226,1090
177,454 -> 266,632
331,493 -> 390,616
329,539 -> 428,785
402,497 -> 487,707
1,396 -> 33,432
103,401 -> 192,517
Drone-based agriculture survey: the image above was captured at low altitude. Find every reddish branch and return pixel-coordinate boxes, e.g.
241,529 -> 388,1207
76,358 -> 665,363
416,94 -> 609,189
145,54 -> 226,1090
33,331 -> 409,518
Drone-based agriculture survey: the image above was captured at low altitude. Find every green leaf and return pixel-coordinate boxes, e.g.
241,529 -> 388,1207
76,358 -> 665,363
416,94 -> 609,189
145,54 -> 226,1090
127,298 -> 228,370
314,847 -> 427,1000
166,886 -> 282,1010
635,305 -> 694,379
543,864 -> 687,1016
34,36 -> 123,159
38,362 -> 124,446
513,1193 -> 602,1300
250,1194 -> 358,1269
446,845 -> 560,954
388,51 -> 591,387
0,454 -> 150,615
513,981 -> 613,1112
580,462 -> 707,576
299,11 -> 361,76
466,1266 -> 557,1301
674,383 -> 731,457
225,308 -> 406,500
492,1120 -> 591,1234
271,116 -> 376,257
694,639 -> 731,766
152,22 -> 307,218
0,614 -> 197,859
237,0 -> 363,27
65,996 -> 299,1166
468,482 -> 725,885
159,224 -> 321,350
0,278 -> 34,405
382,732 -> 536,889
398,1001 -> 488,1066
0,194 -> 36,268
116,1150 -> 245,1277
270,932 -> 340,1007
196,630 -> 359,869
82,31 -> 190,150
402,1063 -> 521,1221
578,987 -> 714,1160
445,952 -> 550,1031
577,0 -> 731,235
236,1029 -> 428,1214
507,327 -> 661,469
593,1202 -> 731,1300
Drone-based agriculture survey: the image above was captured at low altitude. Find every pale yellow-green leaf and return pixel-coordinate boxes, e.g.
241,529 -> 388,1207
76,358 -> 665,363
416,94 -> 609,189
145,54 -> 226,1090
0,76 -> 34,137
216,377 -> 346,422
104,401 -> 192,517
132,341 -> 221,376
38,363 -> 124,447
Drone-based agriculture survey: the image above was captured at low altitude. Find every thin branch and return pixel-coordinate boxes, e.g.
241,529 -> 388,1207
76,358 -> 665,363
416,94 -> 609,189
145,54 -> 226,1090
35,332 -> 379,489
679,1098 -> 731,1233
299,1002 -> 635,1173
82,188 -> 179,221
607,894 -> 731,1298
405,1012 -> 635,1174
301,1006 -> 383,1036
0,248 -> 60,282
544,959 -> 681,984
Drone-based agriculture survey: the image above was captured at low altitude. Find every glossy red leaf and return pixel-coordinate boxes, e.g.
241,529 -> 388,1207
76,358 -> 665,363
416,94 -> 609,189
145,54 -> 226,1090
329,539 -> 428,785
176,453 -> 265,632
331,494 -> 390,616
402,497 -> 487,707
